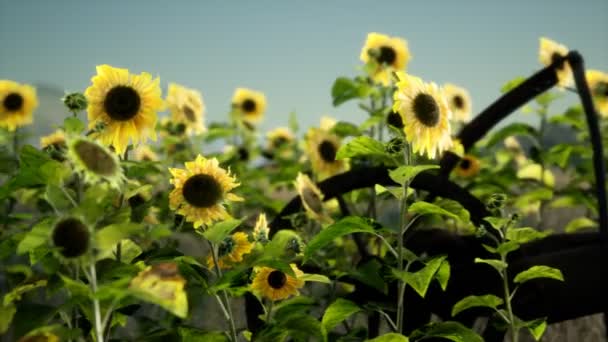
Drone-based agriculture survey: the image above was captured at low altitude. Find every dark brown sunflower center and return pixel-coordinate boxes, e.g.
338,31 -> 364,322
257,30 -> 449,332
318,140 -> 337,162
412,93 -> 440,127
3,93 -> 24,111
242,99 -> 256,113
386,111 -> 404,129
104,86 -> 141,121
182,174 -> 223,208
73,140 -> 118,176
302,187 -> 323,214
267,270 -> 287,289
52,218 -> 90,258
453,95 -> 464,109
237,147 -> 249,161
459,158 -> 471,170
183,105 -> 196,122
551,52 -> 565,70
273,136 -> 289,147
594,81 -> 608,98
377,46 -> 397,65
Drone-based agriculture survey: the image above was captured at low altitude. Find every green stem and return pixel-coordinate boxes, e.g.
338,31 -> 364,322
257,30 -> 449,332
396,144 -> 412,333
208,240 -> 238,342
89,262 -> 104,342
266,300 -> 274,323
500,253 -> 518,342
13,128 -> 19,155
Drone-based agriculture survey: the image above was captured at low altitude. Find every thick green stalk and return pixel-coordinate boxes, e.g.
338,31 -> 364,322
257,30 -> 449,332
396,144 -> 411,333
500,252 -> 518,342
89,262 -> 104,342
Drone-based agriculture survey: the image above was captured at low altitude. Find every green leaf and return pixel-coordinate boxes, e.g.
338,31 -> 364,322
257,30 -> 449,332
375,184 -> 404,200
451,295 -> 503,317
331,77 -> 371,106
321,298 -> 361,334
59,274 -> 92,298
304,216 -> 375,261
0,305 -> 16,334
96,223 -> 143,252
514,187 -> 554,209
408,201 -> 460,221
485,123 -> 537,148
514,265 -> 564,284
300,274 -> 331,284
506,227 -> 549,244
389,165 -> 438,186
500,76 -> 526,93
331,121 -> 362,137
535,91 -> 561,107
201,219 -> 242,244
524,318 -> 547,341
564,217 -> 598,233
17,219 -> 52,255
350,258 -> 386,294
435,259 -> 450,291
64,117 -> 85,135
335,136 -> 387,160
40,161 -> 69,186
516,164 -> 555,188
545,144 -> 573,169
392,256 -> 446,298
44,185 -> 73,211
474,258 -> 508,274
483,216 -> 509,231
433,199 -> 471,223
367,333 -> 409,342
3,280 -> 47,306
409,321 -> 483,342
279,313 -> 324,341
178,328 -> 228,342
496,241 -> 520,257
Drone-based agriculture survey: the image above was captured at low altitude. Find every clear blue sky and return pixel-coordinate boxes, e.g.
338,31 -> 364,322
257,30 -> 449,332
2,0 -> 607,135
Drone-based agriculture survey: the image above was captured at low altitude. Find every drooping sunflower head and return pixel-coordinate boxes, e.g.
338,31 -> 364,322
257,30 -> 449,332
232,88 -> 267,125
67,137 -> 125,189
539,37 -> 573,88
129,262 -> 188,318
294,172 -> 333,224
166,83 -> 206,135
85,64 -> 164,155
133,145 -> 159,162
386,111 -> 404,129
455,155 -> 481,178
443,83 -> 472,123
0,80 -> 38,131
586,69 -> 608,118
253,213 -> 270,243
305,128 -> 346,178
52,217 -> 90,258
206,231 -> 254,270
169,155 -> 243,228
393,72 -> 453,159
250,264 -> 305,301
360,32 -> 411,86
40,129 -> 67,150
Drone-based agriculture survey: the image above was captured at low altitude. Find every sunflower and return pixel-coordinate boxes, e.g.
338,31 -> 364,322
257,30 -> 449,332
320,116 -> 337,131
166,83 -> 206,135
393,72 -> 452,159
84,64 -> 164,155
294,173 -> 333,224
232,88 -> 267,124
18,332 -> 60,342
67,137 -> 125,189
454,155 -> 481,178
129,262 -> 188,318
133,145 -> 159,162
250,264 -> 305,301
0,80 -> 38,131
169,155 -> 243,228
52,217 -> 90,258
586,69 -> 608,118
253,213 -> 270,243
305,128 -> 346,177
539,37 -> 573,88
267,127 -> 294,149
40,129 -> 67,150
360,32 -> 411,86
206,232 -> 254,269
443,83 -> 472,123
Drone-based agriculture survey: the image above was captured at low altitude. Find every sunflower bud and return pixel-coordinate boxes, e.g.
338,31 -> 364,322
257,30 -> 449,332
386,137 -> 405,154
486,193 -> 508,211
62,92 -> 88,112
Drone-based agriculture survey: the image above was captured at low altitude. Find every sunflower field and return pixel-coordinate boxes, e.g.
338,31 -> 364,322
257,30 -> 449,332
1,32 -> 607,342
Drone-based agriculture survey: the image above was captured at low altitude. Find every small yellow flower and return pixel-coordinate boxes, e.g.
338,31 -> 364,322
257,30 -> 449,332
232,88 -> 266,124
129,262 -> 188,318
443,83 -> 472,123
294,173 -> 333,224
169,155 -> 243,228
266,127 -> 294,149
454,155 -> 481,178
166,82 -> 206,135
67,137 -> 125,189
0,80 -> 38,131
360,32 -> 411,86
40,129 -> 67,150
253,213 -> 270,243
206,232 -> 254,269
393,72 -> 452,159
586,69 -> 608,118
305,128 -> 346,177
450,138 -> 465,158
250,264 -> 305,301
133,145 -> 159,162
85,64 -> 164,155
539,37 -> 573,88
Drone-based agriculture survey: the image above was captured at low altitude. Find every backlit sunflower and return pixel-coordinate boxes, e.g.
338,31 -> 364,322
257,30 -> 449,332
305,128 -> 346,177
266,127 -> 295,159
393,72 -> 452,159
166,82 -> 206,135
133,145 -> 159,162
295,173 -> 333,224
206,232 -> 254,269
253,213 -> 270,243
443,83 -> 472,123
232,88 -> 266,124
586,69 -> 608,118
40,129 -> 66,150
250,264 -> 305,301
455,155 -> 480,178
85,64 -> 164,155
539,37 -> 573,88
360,32 -> 411,86
67,137 -> 125,189
0,80 -> 38,131
169,155 -> 243,228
